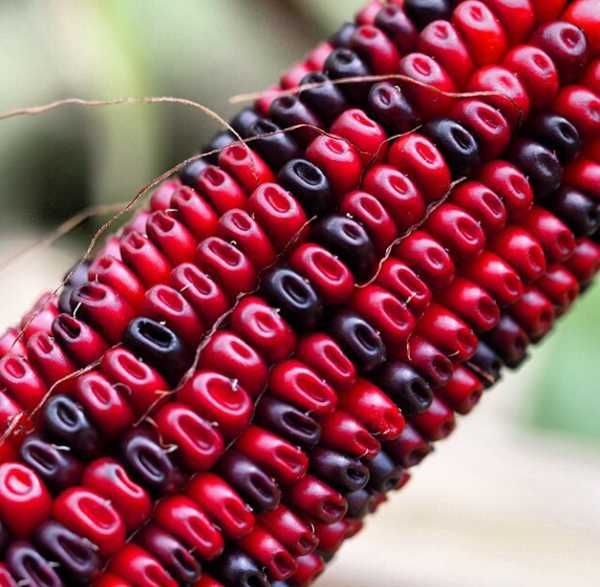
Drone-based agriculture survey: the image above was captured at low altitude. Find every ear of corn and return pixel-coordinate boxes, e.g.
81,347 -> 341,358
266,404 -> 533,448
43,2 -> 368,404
0,0 -> 599,585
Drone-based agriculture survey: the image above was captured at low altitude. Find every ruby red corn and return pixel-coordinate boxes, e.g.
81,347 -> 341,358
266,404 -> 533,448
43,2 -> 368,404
0,0 -> 599,585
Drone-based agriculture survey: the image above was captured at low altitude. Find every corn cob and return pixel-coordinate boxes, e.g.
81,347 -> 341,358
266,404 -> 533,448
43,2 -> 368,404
0,0 -> 599,585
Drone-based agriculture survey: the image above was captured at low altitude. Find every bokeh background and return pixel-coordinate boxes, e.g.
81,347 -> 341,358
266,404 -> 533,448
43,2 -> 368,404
0,1 -> 599,585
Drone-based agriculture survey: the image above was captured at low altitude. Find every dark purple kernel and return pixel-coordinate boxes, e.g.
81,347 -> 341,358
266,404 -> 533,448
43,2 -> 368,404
467,341 -> 503,388
299,72 -> 348,125
324,48 -> 372,103
330,22 -> 358,48
484,314 -> 530,368
509,139 -> 562,200
278,158 -> 335,215
375,5 -> 418,53
310,447 -> 370,492
366,451 -> 405,493
5,541 -> 63,587
550,186 -> 600,237
368,82 -> 419,135
211,548 -> 269,587
376,361 -> 433,416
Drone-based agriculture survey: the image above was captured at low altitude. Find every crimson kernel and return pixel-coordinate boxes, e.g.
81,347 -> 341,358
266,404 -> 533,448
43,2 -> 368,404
230,296 -> 296,363
0,354 -> 47,412
351,25 -> 401,75
450,180 -> 507,235
108,544 -> 177,587
356,0 -> 385,25
178,370 -> 253,440
467,66 -> 530,127
289,243 -> 354,306
398,53 -> 456,120
480,0 -> 535,44
418,21 -> 474,87
247,183 -> 308,249
306,42 -> 334,70
453,1 -> 508,66
521,206 -> 576,263
564,158 -> 600,201
450,99 -> 510,161
218,144 -> 275,192
146,211 -> 197,266
26,332 -> 76,390
0,463 -> 51,537
502,45 -> 559,110
196,165 -> 247,213
0,328 -> 26,358
237,526 -> 297,581
288,476 -> 347,524
376,258 -> 432,317
82,458 -> 151,532
53,487 -> 126,556
387,133 -> 451,202
565,0 -> 600,56
511,286 -> 555,340
89,255 -> 145,311
216,209 -> 276,270
537,265 -> 580,313
565,238 -> 600,284
553,86 -> 600,139
305,134 -> 362,196
362,164 -> 427,230
412,395 -> 456,441
438,365 -> 483,414
329,108 -> 389,164
120,231 -> 171,288
281,62 -> 312,90
478,160 -> 533,220
530,0 -> 566,22
491,227 -> 547,283
52,313 -> 107,369
259,504 -> 318,557
171,185 -> 219,241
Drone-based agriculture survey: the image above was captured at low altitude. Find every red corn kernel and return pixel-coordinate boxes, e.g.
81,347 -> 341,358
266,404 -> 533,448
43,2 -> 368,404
288,476 -> 347,524
340,190 -> 398,254
438,277 -> 500,331
418,21 -> 474,87
330,109 -> 388,164
438,365 -> 484,414
194,577 -> 224,587
187,473 -> 255,539
179,370 -> 252,440
52,314 -> 108,366
530,0 -> 566,22
53,487 -> 126,556
376,258 -> 432,318
398,53 -> 456,120
26,332 -> 76,391
108,544 -> 177,587
259,505 -> 318,557
216,209 -> 276,270
385,423 -> 433,468
281,62 -> 312,90
196,165 -> 247,213
319,410 -> 380,458
481,0 -> 535,44
171,185 -> 219,241
453,1 -> 508,66
218,144 -> 274,192
451,180 -> 507,235
0,354 -> 47,412
154,496 -> 224,560
315,519 -> 350,555
565,0 -> 600,56
463,250 -> 525,305
491,227 -> 547,282
362,164 -> 427,230
351,285 -> 416,345
255,84 -> 280,117
0,564 -> 16,587
150,178 -> 179,211
522,206 -> 576,263
196,236 -> 257,298
537,265 -> 580,314
305,135 -> 362,196
122,210 -> 150,236
20,295 -> 59,341
0,463 -> 51,537
289,243 -> 354,306
291,552 -> 326,586
425,203 -> 486,261
565,238 -> 600,284
411,395 -> 456,441
73,371 -> 134,438
467,66 -> 530,127
236,426 -> 308,485
394,335 -> 453,388
296,333 -> 357,392
450,99 -> 511,161
478,160 -> 533,220
306,42 -> 334,70
486,314 -> 530,367
237,526 -> 297,581
394,231 -> 456,290
356,0 -> 384,25
583,60 -> 600,96
155,403 -> 224,472
247,183 -> 309,249
417,303 -> 478,361
0,391 -> 24,434
120,231 -> 172,287
230,296 -> 296,363
101,347 -> 168,414
339,379 -> 405,440
142,285 -> 204,347
83,458 -> 151,532
147,211 -> 197,266
0,328 -> 26,358
564,158 -> 600,201
387,133 -> 451,202
170,263 -> 230,327
269,359 -> 337,416
510,286 -> 555,340
350,25 -> 401,74
199,331 -> 268,398
553,86 -> 600,139
89,255 -> 145,311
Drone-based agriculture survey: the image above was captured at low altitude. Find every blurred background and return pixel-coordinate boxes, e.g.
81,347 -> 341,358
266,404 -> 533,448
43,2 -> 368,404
0,1 -> 599,585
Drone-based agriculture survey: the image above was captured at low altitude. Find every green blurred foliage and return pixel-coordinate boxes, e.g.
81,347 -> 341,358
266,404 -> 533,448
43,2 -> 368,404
0,0 -> 598,445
